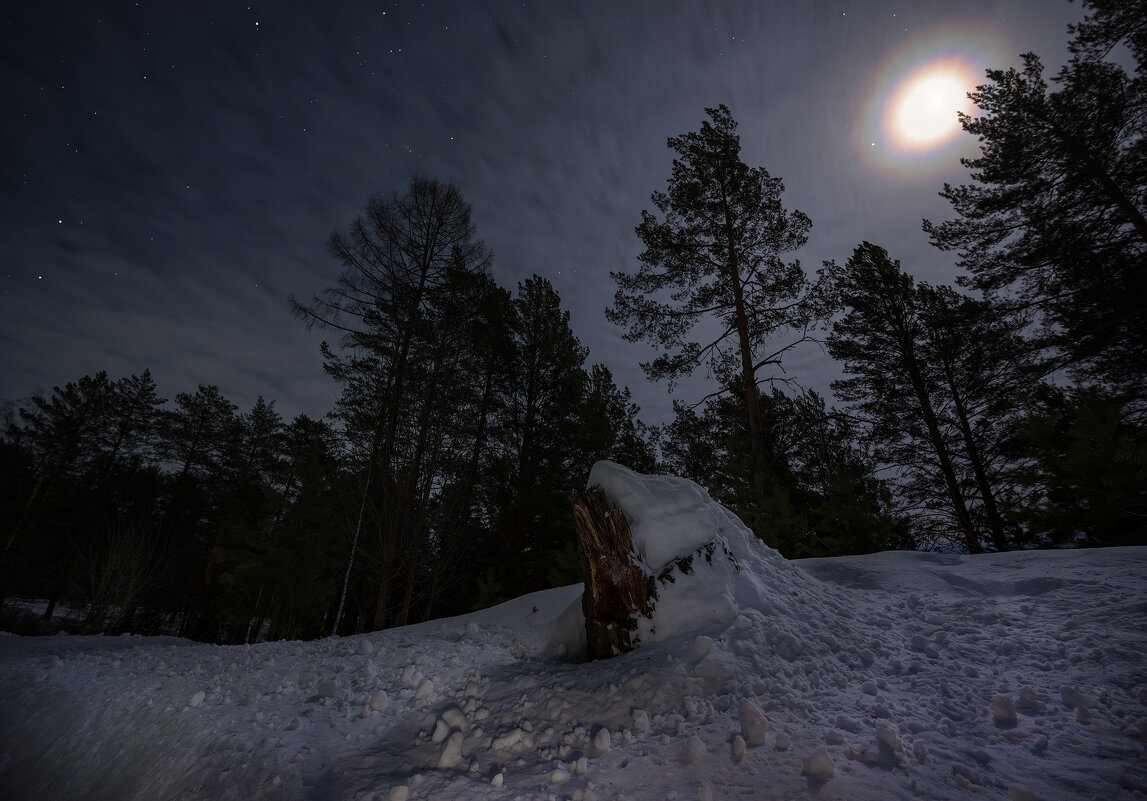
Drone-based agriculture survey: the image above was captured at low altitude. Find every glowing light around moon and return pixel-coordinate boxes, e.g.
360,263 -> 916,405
858,23 -> 1012,174
891,67 -> 974,146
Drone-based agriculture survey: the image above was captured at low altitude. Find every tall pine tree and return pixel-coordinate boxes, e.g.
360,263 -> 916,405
827,243 -> 983,553
924,0 -> 1147,394
293,177 -> 497,632
607,105 -> 825,498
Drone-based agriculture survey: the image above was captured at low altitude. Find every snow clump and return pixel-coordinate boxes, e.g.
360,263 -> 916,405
565,460 -> 801,650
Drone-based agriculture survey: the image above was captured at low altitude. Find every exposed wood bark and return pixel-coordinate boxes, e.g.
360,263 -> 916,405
569,489 -> 655,660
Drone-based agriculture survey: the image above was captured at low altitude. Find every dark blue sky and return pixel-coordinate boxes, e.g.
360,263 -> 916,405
1,1 -> 1080,425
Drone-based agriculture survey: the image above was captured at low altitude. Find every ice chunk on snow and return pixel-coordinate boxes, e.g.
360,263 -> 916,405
691,635 -> 714,660
431,719 -> 450,744
400,664 -> 422,688
991,693 -> 1018,728
739,699 -> 768,746
592,727 -> 611,755
492,727 -> 524,750
874,722 -> 901,756
837,715 -> 861,732
1016,686 -> 1044,714
679,735 -> 706,764
188,690 -> 205,708
803,746 -> 835,780
632,708 -> 650,733
1061,686 -> 1088,710
766,627 -> 804,661
441,706 -> 466,730
436,731 -> 464,769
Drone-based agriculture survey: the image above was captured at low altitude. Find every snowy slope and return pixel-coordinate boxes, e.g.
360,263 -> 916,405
2,466 -> 1145,801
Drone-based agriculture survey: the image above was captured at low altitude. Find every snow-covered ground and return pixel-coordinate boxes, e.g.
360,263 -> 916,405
2,463 -> 1145,801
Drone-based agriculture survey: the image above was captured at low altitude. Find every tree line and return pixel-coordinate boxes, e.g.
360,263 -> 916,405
1,0 -> 1142,641
0,197 -> 656,641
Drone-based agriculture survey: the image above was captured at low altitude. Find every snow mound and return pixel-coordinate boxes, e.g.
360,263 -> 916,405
557,461 -> 826,651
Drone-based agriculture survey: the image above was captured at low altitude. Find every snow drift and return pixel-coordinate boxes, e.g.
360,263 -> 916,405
553,461 -> 825,657
1,462 -> 1145,801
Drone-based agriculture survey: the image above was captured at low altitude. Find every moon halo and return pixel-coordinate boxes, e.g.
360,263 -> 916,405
858,23 -> 1011,173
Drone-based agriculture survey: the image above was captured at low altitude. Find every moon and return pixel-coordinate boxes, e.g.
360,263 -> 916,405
860,25 -> 1010,171
887,63 -> 977,150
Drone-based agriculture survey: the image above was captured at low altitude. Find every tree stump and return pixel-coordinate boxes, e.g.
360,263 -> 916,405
569,488 -> 656,660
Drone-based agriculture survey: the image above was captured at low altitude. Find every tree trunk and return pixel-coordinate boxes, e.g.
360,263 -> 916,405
44,548 -> 74,623
6,474 -> 51,557
721,188 -> 770,496
902,347 -> 983,554
372,569 -> 391,631
943,362 -> 1010,552
569,489 -> 655,660
331,468 -> 370,636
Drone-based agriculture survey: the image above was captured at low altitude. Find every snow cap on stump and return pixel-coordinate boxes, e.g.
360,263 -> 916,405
584,461 -> 746,646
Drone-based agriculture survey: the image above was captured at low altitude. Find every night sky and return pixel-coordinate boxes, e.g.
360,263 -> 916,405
2,1 -> 1081,426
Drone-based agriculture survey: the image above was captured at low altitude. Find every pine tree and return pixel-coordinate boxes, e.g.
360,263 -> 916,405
579,364 -> 657,475
924,0 -> 1147,395
156,385 -> 238,491
267,415 -> 346,639
915,285 -> 1030,551
93,370 -> 165,478
827,243 -> 983,553
658,401 -> 730,488
207,397 -> 289,641
5,371 -> 171,630
1009,385 -> 1147,547
7,373 -> 118,621
658,384 -> 903,558
607,105 -> 826,497
494,275 -> 589,593
17,372 -> 116,480
154,384 -> 238,638
293,177 -> 496,632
